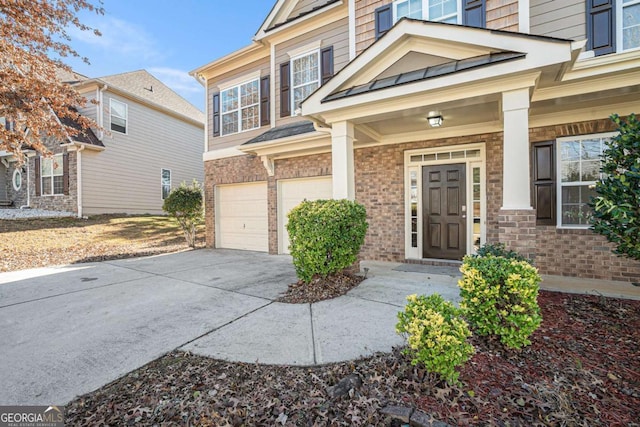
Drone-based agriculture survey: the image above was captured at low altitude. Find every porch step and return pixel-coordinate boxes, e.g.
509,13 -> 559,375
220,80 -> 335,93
403,258 -> 462,268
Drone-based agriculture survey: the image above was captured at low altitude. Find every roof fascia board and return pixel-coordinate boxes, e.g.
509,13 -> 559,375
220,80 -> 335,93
255,0 -> 291,39
563,49 -> 640,81
255,0 -> 345,42
305,19 -> 573,107
61,142 -> 105,152
532,71 -> 640,102
313,71 -> 541,123
189,42 -> 267,79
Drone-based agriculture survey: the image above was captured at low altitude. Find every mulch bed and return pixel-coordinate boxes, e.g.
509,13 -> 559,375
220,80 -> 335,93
277,273 -> 364,304
65,291 -> 640,426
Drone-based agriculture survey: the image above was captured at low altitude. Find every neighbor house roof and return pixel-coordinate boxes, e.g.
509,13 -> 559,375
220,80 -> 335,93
96,70 -> 205,123
244,120 -> 316,145
323,51 -> 526,102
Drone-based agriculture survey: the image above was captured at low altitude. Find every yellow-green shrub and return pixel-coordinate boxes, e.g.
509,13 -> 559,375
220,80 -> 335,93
396,294 -> 474,384
458,255 -> 542,349
286,199 -> 368,283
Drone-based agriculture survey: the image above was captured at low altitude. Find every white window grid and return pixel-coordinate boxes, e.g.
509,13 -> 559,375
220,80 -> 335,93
110,99 -> 128,134
220,79 -> 260,136
41,154 -> 64,196
291,50 -> 320,113
618,0 -> 640,52
393,0 -> 461,24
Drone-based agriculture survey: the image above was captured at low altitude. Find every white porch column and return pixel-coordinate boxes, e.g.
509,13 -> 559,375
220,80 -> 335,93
502,88 -> 532,210
331,120 -> 355,200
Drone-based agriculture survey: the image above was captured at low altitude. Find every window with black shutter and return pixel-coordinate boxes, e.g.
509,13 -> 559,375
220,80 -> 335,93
586,0 -> 616,56
280,62 -> 291,117
375,4 -> 393,39
532,141 -> 556,225
212,93 -> 220,137
320,46 -> 334,84
260,76 -> 270,126
462,0 -> 486,28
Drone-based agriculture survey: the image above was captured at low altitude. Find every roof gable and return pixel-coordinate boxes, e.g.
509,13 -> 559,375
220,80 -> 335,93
256,0 -> 343,39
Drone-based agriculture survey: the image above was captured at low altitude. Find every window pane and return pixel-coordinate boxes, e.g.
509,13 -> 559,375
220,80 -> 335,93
42,177 -> 52,195
581,139 -> 601,160
560,141 -> 580,161
581,160 -> 600,181
241,81 -> 259,107
222,112 -> 238,135
562,185 -> 580,203
111,117 -> 126,133
562,185 -> 595,225
561,161 -> 580,182
623,2 -> 640,51
443,0 -> 457,15
221,87 -> 238,113
52,155 -> 63,176
53,176 -> 64,195
41,158 -> 52,176
162,169 -> 171,185
293,82 -> 319,110
397,1 -> 409,18
110,100 -> 126,118
241,105 -> 260,131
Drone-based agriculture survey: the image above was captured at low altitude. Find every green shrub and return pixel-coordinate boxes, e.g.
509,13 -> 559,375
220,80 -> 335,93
474,242 -> 529,262
458,255 -> 542,349
396,294 -> 474,384
162,180 -> 203,248
286,199 -> 368,283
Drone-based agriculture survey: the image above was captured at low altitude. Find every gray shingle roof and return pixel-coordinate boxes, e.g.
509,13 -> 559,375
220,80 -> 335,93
58,111 -> 104,147
97,70 -> 204,123
323,51 -> 526,102
244,120 -> 316,145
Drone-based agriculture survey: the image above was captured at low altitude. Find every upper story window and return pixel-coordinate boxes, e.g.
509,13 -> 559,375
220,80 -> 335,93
220,79 -> 260,136
557,134 -> 610,227
588,0 -> 640,55
291,50 -> 320,112
110,99 -> 128,134
394,0 -> 461,24
161,168 -> 171,200
41,154 -> 64,196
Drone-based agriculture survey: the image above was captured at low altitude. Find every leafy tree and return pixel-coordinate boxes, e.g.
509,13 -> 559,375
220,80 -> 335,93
590,114 -> 640,261
0,0 -> 103,163
162,180 -> 204,249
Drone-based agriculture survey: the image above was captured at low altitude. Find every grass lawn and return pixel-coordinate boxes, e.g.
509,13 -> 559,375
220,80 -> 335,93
0,215 -> 205,273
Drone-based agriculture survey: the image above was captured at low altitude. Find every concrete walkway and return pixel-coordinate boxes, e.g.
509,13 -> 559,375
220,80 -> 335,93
0,250 -> 460,405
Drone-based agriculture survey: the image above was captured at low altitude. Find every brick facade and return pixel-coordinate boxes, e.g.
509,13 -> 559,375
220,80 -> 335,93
204,119 -> 640,283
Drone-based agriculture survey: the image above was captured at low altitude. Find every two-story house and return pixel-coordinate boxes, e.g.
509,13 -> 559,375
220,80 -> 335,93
191,0 -> 640,284
1,69 -> 204,216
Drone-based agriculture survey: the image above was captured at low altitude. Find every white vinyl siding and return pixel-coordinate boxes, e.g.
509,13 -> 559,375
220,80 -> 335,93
557,134 -> 612,228
530,0 -> 586,41
82,92 -> 203,215
110,98 -> 128,134
217,182 -> 269,252
221,79 -> 260,136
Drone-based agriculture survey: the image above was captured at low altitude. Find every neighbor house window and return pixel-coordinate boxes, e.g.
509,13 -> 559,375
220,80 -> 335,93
41,154 -> 64,196
161,169 -> 171,200
220,79 -> 260,136
394,0 -> 460,24
110,99 -> 128,134
12,169 -> 22,191
291,50 -> 320,112
557,134 -> 610,227
620,0 -> 640,50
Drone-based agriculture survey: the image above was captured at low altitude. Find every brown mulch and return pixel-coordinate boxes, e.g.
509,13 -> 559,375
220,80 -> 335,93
0,214 -> 205,273
65,291 -> 640,426
277,273 -> 365,304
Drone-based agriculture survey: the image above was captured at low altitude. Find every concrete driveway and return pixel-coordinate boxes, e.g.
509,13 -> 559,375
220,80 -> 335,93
0,249 -> 461,405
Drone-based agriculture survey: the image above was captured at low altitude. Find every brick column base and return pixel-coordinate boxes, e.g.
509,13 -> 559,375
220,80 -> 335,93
498,209 -> 536,261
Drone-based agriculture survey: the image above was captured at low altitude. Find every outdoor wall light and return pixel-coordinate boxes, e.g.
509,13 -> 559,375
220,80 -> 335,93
427,112 -> 443,128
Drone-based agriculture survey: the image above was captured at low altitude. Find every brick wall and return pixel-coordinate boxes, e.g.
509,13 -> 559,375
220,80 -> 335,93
498,208 -> 536,260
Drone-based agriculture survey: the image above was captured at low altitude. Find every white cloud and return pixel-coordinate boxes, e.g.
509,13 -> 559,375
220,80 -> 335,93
69,16 -> 162,62
149,67 -> 203,94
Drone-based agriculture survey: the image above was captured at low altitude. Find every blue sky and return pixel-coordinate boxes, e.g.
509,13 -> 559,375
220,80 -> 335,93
64,1 -> 275,111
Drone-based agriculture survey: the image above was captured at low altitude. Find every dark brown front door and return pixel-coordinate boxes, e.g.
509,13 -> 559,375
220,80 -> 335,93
422,164 -> 466,260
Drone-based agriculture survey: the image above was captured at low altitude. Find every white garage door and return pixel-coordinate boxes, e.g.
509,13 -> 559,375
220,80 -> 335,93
278,176 -> 332,254
217,182 -> 268,252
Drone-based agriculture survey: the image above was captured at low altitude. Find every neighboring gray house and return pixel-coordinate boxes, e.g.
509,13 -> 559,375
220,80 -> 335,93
0,70 -> 204,216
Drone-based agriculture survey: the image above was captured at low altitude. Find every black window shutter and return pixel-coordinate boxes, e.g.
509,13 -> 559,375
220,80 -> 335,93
375,4 -> 393,40
280,62 -> 291,117
212,93 -> 220,137
532,141 -> 556,226
320,46 -> 334,85
462,0 -> 486,28
586,0 -> 615,56
34,157 -> 41,196
260,76 -> 270,127
63,153 -> 70,195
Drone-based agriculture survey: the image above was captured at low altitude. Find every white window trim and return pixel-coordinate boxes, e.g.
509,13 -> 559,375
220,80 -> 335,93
556,132 -> 616,229
218,70 -> 262,92
617,0 -> 640,53
40,154 -> 64,197
290,49 -> 321,116
12,168 -> 22,191
286,40 -> 322,59
161,168 -> 171,200
109,98 -> 128,135
403,143 -> 486,260
220,78 -> 261,136
393,0 -> 462,24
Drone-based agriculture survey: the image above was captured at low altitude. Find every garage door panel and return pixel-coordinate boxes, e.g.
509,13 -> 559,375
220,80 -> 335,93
279,177 -> 332,254
217,182 -> 268,252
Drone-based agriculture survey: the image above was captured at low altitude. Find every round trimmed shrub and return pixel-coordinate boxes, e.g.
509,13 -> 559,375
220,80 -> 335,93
396,293 -> 474,384
458,255 -> 542,349
162,180 -> 203,248
286,199 -> 368,283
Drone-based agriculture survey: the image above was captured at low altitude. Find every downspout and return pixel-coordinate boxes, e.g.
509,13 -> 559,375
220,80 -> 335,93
76,145 -> 85,218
